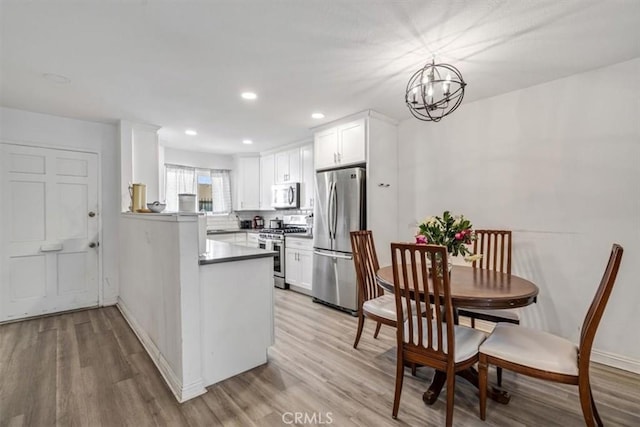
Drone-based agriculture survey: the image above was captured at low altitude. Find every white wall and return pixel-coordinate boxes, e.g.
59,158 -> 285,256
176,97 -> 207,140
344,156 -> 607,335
0,107 -> 120,304
163,146 -> 234,170
398,58 -> 640,371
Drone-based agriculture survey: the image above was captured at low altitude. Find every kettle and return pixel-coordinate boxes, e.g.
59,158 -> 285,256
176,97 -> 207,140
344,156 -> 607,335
129,183 -> 146,212
253,215 -> 264,229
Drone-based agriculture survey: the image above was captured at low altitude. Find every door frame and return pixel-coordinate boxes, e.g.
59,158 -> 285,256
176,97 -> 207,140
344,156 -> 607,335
0,139 -> 106,309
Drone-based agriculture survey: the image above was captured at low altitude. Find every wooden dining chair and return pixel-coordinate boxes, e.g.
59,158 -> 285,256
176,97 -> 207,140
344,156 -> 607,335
457,229 -> 516,386
478,244 -> 623,426
390,243 -> 486,427
350,230 -> 397,349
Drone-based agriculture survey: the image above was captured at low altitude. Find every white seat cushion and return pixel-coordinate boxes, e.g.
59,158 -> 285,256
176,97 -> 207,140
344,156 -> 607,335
480,323 -> 578,376
461,308 -> 521,322
363,294 -> 397,320
403,317 -> 487,363
363,295 -> 427,322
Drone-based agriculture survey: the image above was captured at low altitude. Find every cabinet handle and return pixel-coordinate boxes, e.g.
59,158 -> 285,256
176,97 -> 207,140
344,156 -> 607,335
241,201 -> 244,208
337,153 -> 340,163
377,183 -> 390,188
333,153 -> 337,164
310,198 -> 314,207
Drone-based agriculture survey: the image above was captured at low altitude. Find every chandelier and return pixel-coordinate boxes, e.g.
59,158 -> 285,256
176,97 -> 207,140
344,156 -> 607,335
405,59 -> 466,122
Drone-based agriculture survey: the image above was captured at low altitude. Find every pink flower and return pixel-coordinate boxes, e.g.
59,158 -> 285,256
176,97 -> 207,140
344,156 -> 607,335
455,232 -> 463,240
415,235 -> 428,245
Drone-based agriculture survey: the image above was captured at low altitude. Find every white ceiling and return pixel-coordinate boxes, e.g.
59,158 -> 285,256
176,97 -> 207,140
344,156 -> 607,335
1,1 -> 639,154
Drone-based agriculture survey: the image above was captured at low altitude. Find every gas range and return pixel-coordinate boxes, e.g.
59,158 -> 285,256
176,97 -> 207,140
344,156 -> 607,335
259,227 -> 307,240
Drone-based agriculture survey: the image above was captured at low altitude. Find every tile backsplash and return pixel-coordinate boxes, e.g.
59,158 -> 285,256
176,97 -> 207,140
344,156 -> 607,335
205,209 -> 312,231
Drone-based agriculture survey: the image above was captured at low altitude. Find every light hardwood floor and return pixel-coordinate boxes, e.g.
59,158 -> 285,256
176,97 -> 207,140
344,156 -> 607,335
1,289 -> 639,426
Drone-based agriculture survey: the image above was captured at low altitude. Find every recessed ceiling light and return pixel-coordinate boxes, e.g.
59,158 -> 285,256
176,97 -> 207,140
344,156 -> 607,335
242,139 -> 253,145
185,129 -> 198,136
311,112 -> 325,119
42,73 -> 71,84
241,92 -> 257,100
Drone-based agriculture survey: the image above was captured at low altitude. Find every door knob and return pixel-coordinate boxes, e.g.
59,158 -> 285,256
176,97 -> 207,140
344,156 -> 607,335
89,242 -> 99,248
88,211 -> 96,217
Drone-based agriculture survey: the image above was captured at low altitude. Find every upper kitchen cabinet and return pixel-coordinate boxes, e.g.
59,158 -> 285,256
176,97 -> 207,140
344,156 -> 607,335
275,148 -> 300,183
260,154 -> 275,210
299,144 -> 314,210
234,156 -> 260,210
313,118 -> 366,170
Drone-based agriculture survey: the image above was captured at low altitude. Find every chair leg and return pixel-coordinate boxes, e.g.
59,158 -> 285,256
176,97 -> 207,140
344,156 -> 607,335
411,363 -> 417,376
353,313 -> 365,349
373,321 -> 382,339
445,369 -> 456,427
497,367 -> 503,387
590,386 -> 603,427
478,355 -> 488,421
392,347 -> 404,419
578,380 -> 596,427
470,317 -> 475,328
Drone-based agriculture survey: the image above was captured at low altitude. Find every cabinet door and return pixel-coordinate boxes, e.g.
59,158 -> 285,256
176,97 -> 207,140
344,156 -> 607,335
287,148 -> 301,183
298,249 -> 313,291
338,119 -> 366,166
236,157 -> 260,210
314,127 -> 338,170
260,154 -> 275,209
285,248 -> 299,285
299,144 -> 314,210
274,151 -> 289,183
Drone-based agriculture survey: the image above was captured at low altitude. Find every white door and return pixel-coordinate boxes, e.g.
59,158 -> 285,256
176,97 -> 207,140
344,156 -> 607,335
299,144 -> 314,209
0,144 -> 99,322
314,128 -> 338,170
338,119 -> 366,166
286,148 -> 301,183
298,249 -> 313,291
275,151 -> 289,183
259,154 -> 275,210
285,248 -> 299,286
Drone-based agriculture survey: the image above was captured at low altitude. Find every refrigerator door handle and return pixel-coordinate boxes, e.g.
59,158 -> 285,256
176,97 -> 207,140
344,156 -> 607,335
331,181 -> 338,240
327,181 -> 336,240
313,250 -> 353,261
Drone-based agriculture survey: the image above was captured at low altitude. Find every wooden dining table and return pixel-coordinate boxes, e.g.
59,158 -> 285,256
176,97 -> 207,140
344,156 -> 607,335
376,264 -> 539,405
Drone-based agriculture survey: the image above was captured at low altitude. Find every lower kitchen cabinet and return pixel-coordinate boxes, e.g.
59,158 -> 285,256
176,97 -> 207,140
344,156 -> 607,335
285,237 -> 313,294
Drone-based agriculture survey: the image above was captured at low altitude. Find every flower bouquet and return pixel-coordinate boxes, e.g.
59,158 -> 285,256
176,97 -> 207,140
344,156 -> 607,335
415,211 -> 481,262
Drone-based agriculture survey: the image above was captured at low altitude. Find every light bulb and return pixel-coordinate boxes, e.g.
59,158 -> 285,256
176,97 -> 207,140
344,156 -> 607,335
427,85 -> 434,97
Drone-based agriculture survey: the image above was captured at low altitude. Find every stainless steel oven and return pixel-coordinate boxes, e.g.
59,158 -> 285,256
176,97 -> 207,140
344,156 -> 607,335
258,234 -> 286,289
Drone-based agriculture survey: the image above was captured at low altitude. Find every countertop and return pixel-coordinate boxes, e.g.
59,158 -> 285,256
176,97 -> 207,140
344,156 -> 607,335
286,233 -> 313,239
206,229 -> 261,235
199,240 -> 276,265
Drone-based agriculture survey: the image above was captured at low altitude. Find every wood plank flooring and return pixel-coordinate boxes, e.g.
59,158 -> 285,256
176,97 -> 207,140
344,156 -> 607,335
1,289 -> 639,426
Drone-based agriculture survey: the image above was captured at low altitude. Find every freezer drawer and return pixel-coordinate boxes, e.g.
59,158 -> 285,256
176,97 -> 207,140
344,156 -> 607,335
311,250 -> 357,313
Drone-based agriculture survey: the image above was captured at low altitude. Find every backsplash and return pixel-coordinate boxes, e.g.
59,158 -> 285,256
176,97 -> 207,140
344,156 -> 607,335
205,209 -> 312,231
237,209 -> 312,223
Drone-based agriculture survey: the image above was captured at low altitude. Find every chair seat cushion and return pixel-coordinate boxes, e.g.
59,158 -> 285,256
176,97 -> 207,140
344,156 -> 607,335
363,294 -> 397,320
363,295 -> 427,322
460,308 -> 521,322
480,323 -> 578,376
403,317 -> 487,363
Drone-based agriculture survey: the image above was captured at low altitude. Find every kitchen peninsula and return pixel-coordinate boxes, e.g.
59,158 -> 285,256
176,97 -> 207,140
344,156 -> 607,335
117,212 -> 276,402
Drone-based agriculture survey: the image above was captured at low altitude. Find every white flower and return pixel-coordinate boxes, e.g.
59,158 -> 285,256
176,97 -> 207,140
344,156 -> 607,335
453,216 -> 462,226
464,254 -> 483,263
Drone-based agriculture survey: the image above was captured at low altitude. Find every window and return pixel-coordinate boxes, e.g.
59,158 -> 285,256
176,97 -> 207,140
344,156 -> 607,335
165,164 -> 232,214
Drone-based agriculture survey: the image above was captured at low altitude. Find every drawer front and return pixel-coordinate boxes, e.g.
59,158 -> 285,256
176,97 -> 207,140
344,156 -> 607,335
286,237 -> 313,251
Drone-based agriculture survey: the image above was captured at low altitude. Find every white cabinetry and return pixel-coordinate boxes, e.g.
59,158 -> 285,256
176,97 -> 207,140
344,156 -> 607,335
312,111 -> 398,266
314,118 -> 366,170
300,144 -> 314,210
247,232 -> 259,248
260,154 -> 275,210
235,156 -> 260,211
285,237 -> 313,294
275,148 -> 300,183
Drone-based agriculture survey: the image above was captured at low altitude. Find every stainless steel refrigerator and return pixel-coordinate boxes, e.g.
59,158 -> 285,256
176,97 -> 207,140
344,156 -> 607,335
312,167 -> 365,314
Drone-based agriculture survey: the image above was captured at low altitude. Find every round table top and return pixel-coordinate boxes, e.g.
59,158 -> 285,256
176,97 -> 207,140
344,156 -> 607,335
376,265 -> 539,309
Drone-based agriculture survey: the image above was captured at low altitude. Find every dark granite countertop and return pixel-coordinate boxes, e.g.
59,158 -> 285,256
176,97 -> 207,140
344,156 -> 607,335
199,240 -> 276,265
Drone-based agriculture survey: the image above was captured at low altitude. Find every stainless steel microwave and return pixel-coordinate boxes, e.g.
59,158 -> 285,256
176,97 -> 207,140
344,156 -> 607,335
271,183 -> 300,209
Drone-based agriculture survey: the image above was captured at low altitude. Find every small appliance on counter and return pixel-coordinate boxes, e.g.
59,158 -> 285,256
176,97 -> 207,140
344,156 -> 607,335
240,220 -> 253,229
269,218 -> 283,229
253,215 -> 264,229
178,193 -> 197,213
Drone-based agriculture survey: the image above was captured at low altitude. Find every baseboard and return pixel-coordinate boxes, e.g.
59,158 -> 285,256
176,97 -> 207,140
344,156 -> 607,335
591,349 -> 640,375
116,299 -> 207,402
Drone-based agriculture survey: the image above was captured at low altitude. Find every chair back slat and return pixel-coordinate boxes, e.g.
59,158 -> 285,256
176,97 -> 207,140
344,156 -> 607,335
391,243 -> 455,360
473,230 -> 512,274
350,231 -> 382,311
578,244 -> 623,374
